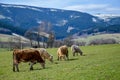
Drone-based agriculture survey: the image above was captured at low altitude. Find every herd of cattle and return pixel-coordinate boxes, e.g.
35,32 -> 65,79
13,45 -> 83,72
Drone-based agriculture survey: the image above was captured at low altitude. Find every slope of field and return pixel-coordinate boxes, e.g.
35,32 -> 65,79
0,44 -> 120,80
0,34 -> 13,42
0,33 -> 29,43
74,33 -> 120,45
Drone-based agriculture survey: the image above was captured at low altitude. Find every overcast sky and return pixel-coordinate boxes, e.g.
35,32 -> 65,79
0,0 -> 120,15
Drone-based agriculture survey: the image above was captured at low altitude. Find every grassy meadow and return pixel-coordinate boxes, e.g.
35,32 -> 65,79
0,44 -> 120,80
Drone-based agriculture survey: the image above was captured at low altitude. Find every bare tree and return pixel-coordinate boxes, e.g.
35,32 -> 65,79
63,36 -> 73,47
25,29 -> 34,47
12,34 -> 22,49
8,36 -> 14,50
37,21 -> 54,48
47,32 -> 55,48
37,21 -> 46,47
25,21 -> 54,48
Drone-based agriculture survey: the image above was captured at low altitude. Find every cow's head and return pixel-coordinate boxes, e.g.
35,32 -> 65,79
49,55 -> 53,63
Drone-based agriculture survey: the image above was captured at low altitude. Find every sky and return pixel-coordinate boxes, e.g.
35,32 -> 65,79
0,0 -> 120,15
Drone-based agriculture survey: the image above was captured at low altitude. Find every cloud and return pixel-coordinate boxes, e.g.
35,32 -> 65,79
63,4 -> 120,14
63,4 -> 108,11
106,8 -> 120,11
1,0 -> 120,14
0,0 -> 70,8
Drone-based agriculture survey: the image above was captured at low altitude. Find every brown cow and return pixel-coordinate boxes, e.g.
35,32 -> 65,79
57,45 -> 69,61
71,45 -> 83,56
13,49 -> 45,72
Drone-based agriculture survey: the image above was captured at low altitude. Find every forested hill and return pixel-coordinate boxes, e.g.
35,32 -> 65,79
0,3 -> 120,39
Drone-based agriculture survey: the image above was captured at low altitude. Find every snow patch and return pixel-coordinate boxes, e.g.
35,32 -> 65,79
11,5 -> 27,8
95,14 -> 120,22
6,9 -> 11,13
28,7 -> 43,12
1,4 -> 26,8
62,20 -> 68,25
70,15 -> 80,19
0,15 -> 6,19
37,20 -> 43,24
0,14 -> 12,20
1,4 -> 12,7
67,26 -> 74,33
50,9 -> 57,12
92,18 -> 97,22
1,4 -> 43,12
55,20 -> 68,26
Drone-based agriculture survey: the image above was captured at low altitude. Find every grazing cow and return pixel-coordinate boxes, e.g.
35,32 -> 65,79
57,45 -> 69,61
31,48 -> 53,63
71,45 -> 83,56
13,49 -> 45,72
38,48 -> 53,63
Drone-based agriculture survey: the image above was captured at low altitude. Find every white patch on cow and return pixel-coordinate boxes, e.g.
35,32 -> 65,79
67,26 -> 74,33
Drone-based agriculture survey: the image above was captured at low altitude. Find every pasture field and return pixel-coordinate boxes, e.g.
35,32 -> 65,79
0,44 -> 120,80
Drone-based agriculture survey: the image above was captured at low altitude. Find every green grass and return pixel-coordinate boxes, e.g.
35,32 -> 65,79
0,44 -> 120,80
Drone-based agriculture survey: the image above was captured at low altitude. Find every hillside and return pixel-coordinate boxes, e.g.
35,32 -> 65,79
0,3 -> 120,39
73,33 -> 120,45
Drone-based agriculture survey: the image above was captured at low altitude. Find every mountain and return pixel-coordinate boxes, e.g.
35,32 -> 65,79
0,3 -> 120,39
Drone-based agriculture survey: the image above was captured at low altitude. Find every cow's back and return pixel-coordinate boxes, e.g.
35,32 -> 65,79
13,49 -> 44,63
58,45 -> 68,55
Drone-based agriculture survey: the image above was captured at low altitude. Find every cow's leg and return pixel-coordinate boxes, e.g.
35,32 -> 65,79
13,60 -> 19,72
13,63 -> 16,72
73,52 -> 75,56
57,56 -> 59,61
40,63 -> 45,69
60,56 -> 62,61
29,62 -> 34,70
66,54 -> 69,60
76,52 -> 78,56
15,63 -> 19,72
79,50 -> 83,56
63,56 -> 66,60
